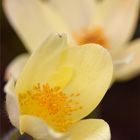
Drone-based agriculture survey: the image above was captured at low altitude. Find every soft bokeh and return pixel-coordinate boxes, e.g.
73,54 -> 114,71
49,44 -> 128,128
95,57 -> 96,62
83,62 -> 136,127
1,2 -> 140,140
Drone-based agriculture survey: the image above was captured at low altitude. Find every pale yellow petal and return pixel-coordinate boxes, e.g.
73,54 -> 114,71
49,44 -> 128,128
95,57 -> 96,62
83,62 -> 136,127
67,119 -> 111,140
114,39 -> 140,81
3,0 -> 71,52
93,0 -> 140,50
16,34 -> 113,131
5,54 -> 29,81
4,78 -> 19,128
61,44 -> 113,121
47,0 -> 95,30
20,115 -> 67,140
16,33 -> 67,92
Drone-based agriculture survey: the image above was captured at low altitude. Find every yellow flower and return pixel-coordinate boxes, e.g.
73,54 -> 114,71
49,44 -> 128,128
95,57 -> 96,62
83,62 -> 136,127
3,0 -> 140,81
5,34 -> 113,140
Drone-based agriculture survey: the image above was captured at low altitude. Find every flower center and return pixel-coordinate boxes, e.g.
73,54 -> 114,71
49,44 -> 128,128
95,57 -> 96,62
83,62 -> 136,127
18,83 -> 82,132
73,27 -> 108,48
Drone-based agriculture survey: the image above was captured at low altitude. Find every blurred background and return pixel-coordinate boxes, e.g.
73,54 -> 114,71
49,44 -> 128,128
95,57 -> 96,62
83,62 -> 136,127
1,2 -> 140,140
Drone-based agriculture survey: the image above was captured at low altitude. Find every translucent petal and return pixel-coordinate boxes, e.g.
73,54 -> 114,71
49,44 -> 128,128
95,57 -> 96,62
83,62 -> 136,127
93,0 -> 140,50
3,0 -> 71,52
47,0 -> 95,30
67,119 -> 111,140
16,33 -> 67,92
4,78 -> 19,128
114,39 -> 140,81
5,54 -> 29,81
60,44 -> 113,121
20,115 -> 67,140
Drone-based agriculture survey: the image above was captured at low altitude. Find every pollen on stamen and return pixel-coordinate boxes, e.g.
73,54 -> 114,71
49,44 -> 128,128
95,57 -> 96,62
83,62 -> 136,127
73,27 -> 109,48
18,83 -> 82,132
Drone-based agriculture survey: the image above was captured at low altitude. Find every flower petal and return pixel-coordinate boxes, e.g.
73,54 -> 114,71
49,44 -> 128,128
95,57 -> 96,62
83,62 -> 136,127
4,78 -> 19,128
20,115 -> 67,140
94,0 -> 140,50
15,33 -> 67,92
3,0 -> 71,52
16,34 -> 113,131
114,39 -> 140,81
67,119 -> 111,140
5,54 -> 29,81
47,0 -> 95,30
59,44 -> 113,121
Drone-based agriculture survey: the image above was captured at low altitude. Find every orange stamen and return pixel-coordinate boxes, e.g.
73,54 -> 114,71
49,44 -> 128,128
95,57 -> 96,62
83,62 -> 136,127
73,27 -> 108,48
18,83 -> 82,132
